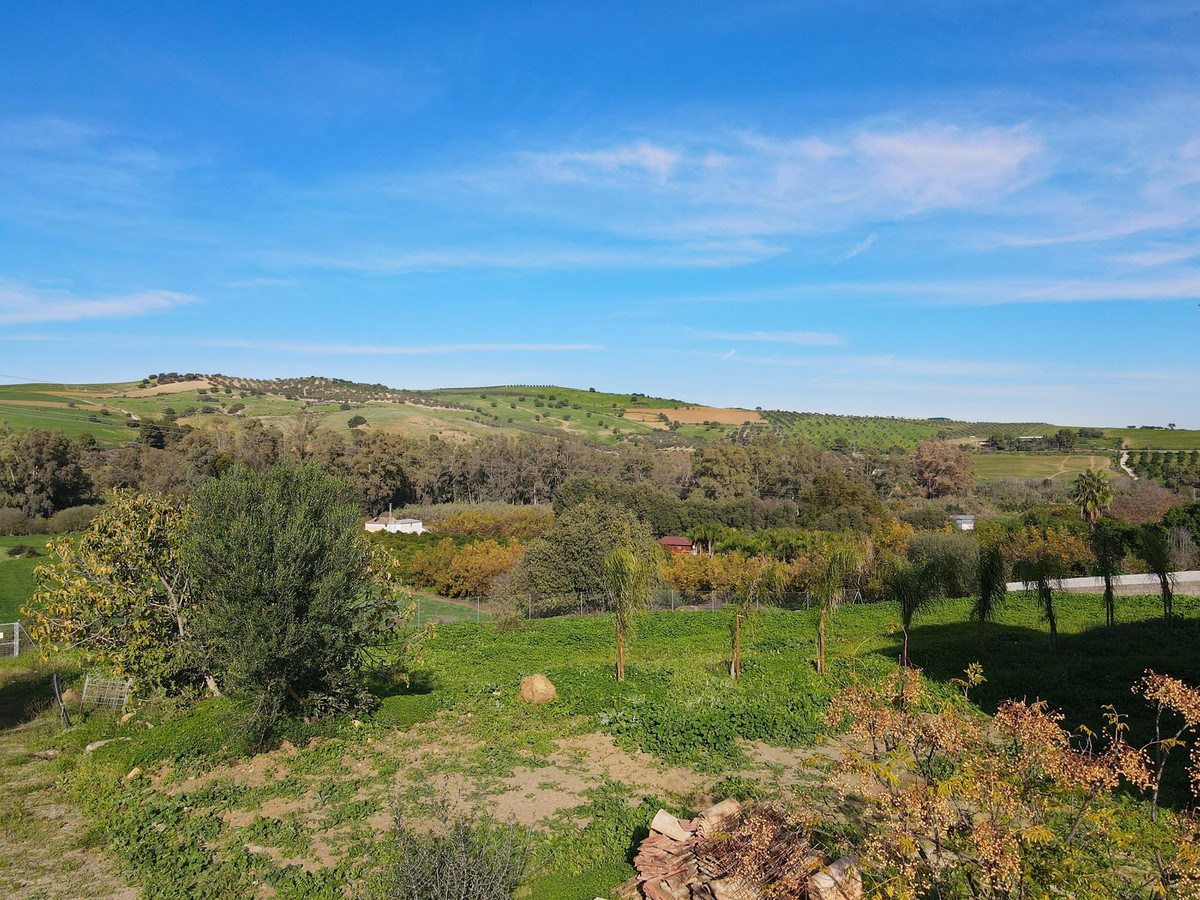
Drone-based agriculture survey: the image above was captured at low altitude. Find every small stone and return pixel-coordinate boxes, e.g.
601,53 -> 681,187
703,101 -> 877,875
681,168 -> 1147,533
352,719 -> 363,729
85,737 -> 132,754
120,711 -> 137,724
123,767 -> 142,782
518,674 -> 557,704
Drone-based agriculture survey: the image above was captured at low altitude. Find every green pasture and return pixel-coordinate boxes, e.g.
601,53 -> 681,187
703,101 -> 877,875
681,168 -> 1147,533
0,534 -> 52,622
971,452 -> 1117,480
1104,427 -> 1200,450
2,587 -> 1197,900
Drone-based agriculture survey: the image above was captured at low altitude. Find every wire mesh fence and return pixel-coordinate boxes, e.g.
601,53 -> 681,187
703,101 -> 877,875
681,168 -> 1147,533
507,588 -> 867,621
81,674 -> 133,710
0,622 -> 34,657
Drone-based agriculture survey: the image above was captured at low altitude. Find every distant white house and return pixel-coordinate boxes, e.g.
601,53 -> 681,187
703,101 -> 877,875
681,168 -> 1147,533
954,514 -> 976,532
365,515 -> 426,534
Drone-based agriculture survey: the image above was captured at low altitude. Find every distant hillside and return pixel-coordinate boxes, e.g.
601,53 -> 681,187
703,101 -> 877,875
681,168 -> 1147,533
2,373 -> 1198,460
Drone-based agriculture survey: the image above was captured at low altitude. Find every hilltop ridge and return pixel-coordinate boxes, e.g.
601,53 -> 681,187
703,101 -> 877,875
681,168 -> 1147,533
2,374 -> 1198,461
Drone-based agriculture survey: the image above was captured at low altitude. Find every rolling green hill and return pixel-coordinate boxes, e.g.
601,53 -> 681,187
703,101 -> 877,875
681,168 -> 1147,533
3,375 -> 1198,461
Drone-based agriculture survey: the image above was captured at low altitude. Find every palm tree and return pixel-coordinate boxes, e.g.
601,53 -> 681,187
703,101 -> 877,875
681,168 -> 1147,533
973,545 -> 1007,649
688,522 -> 724,558
602,548 -> 656,682
1071,468 -> 1113,526
815,539 -> 870,675
730,560 -> 785,680
1090,520 -> 1126,627
1138,525 -> 1174,623
1013,553 -> 1065,650
886,557 -> 949,667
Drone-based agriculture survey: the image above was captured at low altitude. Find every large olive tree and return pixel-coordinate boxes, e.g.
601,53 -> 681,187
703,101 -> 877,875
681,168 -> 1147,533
186,463 -> 410,733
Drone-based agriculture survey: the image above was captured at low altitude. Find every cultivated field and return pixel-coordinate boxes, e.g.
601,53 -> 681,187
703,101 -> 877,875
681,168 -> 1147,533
971,452 -> 1118,480
1104,427 -> 1200,450
4,376 -> 1199,455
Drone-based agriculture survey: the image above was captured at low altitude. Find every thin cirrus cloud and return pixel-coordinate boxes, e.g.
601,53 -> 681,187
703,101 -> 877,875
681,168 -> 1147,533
0,280 -> 198,325
676,271 -> 1200,307
196,338 -> 603,355
695,329 -> 845,346
378,122 -> 1042,252
834,233 -> 877,264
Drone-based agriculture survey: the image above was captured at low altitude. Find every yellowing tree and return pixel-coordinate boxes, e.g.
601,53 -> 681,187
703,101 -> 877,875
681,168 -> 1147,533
24,491 -> 201,693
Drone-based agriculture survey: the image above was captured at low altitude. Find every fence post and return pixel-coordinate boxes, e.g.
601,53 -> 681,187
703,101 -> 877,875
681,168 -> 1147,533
476,598 -> 480,623
528,596 -> 532,620
416,598 -> 421,627
52,673 -> 71,728
12,623 -> 18,657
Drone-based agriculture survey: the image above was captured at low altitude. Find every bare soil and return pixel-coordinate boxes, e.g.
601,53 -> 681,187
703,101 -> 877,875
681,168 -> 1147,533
0,725 -> 138,900
121,380 -> 212,397
629,406 -> 765,426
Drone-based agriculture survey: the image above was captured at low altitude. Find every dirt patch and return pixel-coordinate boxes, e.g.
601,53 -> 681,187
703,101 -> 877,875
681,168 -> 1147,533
122,379 -> 212,397
0,726 -> 139,900
0,399 -> 85,409
631,406 -> 764,426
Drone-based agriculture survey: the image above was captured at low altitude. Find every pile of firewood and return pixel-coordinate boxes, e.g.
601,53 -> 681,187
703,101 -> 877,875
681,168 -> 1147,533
619,800 -> 861,900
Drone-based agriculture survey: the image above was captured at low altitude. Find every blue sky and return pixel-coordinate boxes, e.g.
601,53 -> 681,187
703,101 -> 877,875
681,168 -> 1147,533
1,1 -> 1198,425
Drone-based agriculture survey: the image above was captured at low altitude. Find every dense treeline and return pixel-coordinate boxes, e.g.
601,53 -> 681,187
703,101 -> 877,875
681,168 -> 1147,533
2,416 -> 958,527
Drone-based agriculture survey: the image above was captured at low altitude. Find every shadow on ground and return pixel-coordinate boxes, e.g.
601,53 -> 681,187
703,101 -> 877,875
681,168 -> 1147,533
873,615 -> 1200,806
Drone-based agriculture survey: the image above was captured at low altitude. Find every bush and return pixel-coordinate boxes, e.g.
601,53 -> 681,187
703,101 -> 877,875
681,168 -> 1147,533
0,507 -> 30,535
47,504 -> 101,533
372,805 -> 530,900
899,505 -> 949,531
907,532 -> 978,598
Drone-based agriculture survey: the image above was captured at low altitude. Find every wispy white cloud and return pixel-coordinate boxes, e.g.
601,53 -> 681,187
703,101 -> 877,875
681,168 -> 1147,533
225,277 -> 299,288
695,329 -> 845,346
196,338 -> 602,355
712,350 -> 1035,379
0,281 -> 198,324
678,271 -> 1200,306
834,233 -> 877,264
347,121 -> 1043,263
1109,245 -> 1200,268
276,240 -> 783,273
527,141 -> 683,184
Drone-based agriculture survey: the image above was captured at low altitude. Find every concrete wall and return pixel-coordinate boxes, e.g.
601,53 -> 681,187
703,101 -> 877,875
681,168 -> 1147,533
1006,570 -> 1200,597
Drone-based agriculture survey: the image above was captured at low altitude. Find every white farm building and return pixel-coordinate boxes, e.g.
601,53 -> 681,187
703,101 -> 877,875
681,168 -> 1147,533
364,515 -> 426,534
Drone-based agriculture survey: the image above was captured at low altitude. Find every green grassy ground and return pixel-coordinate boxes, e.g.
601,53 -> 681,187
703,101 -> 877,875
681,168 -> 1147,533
1,591 -> 1195,899
1104,427 -> 1200,450
0,535 -> 50,623
971,452 -> 1117,480
412,592 -> 491,625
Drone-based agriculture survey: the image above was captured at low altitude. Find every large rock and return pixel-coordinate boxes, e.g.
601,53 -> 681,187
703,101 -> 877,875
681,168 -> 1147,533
518,674 -> 557,704
809,856 -> 862,900
60,688 -> 82,706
